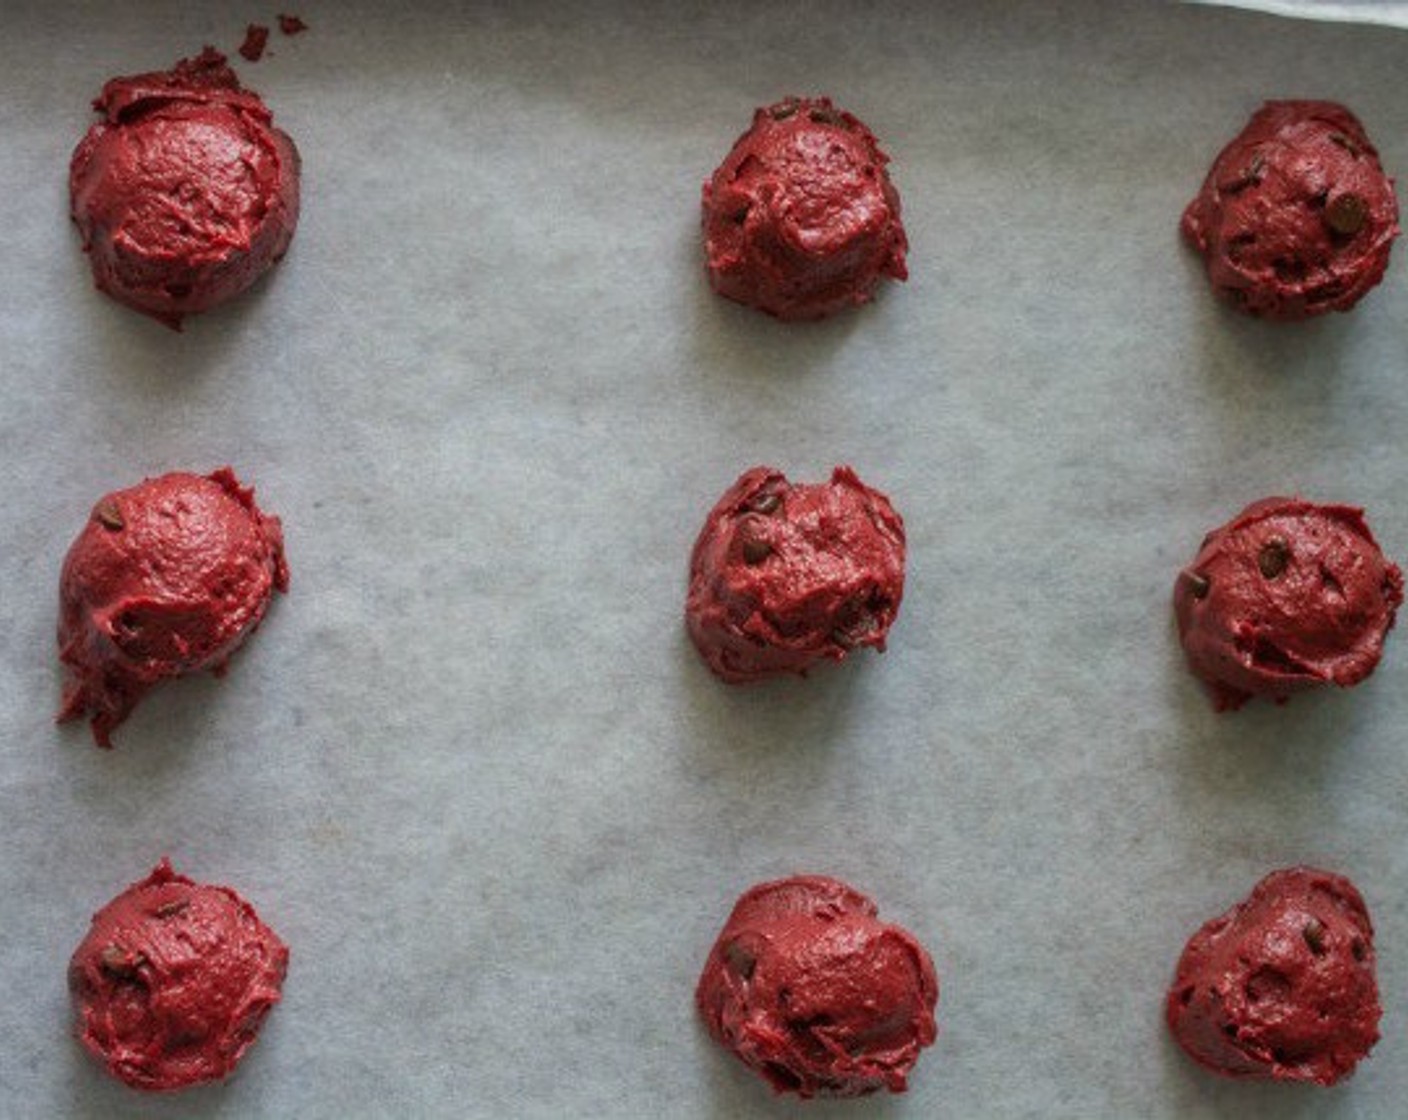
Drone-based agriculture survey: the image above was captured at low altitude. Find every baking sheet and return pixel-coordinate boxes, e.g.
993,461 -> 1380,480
2,2 -> 1408,1117
1194,0 -> 1408,28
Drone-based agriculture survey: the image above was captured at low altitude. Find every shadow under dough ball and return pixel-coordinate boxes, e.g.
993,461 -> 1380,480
702,96 -> 907,320
1173,497 -> 1401,711
685,465 -> 905,683
1167,866 -> 1380,1086
69,858 -> 288,1091
696,875 -> 938,1098
69,47 -> 300,329
57,468 -> 288,747
1181,101 -> 1398,320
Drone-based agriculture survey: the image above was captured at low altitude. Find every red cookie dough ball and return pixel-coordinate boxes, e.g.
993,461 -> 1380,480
702,97 -> 908,320
69,858 -> 288,1091
1167,867 -> 1380,1086
1173,497 -> 1402,711
1181,101 -> 1399,320
69,48 -> 301,329
697,875 -> 938,1099
57,468 -> 289,747
685,466 -> 905,683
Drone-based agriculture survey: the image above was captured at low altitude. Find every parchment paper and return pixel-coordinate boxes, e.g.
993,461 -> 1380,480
2,2 -> 1407,1117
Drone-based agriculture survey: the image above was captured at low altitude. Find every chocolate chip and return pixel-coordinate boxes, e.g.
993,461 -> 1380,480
1183,571 -> 1210,599
769,100 -> 798,121
95,502 -> 124,531
723,940 -> 756,980
736,512 -> 775,564
741,537 -> 772,565
1258,537 -> 1289,579
1329,131 -> 1362,158
1303,918 -> 1327,955
99,946 -> 145,978
747,491 -> 781,515
1224,153 -> 1265,193
1225,231 -> 1257,262
156,900 -> 189,918
1326,193 -> 1368,236
831,616 -> 873,649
